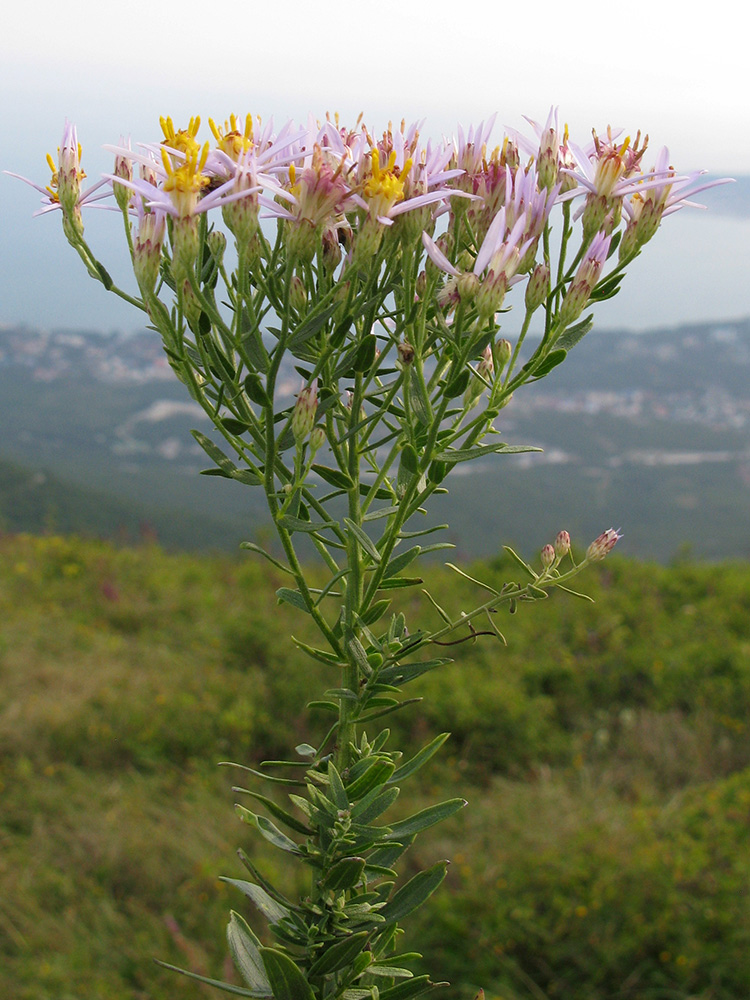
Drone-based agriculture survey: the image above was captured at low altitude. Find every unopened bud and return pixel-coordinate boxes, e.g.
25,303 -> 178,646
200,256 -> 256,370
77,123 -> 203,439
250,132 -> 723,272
397,341 -> 415,367
415,270 -> 427,298
321,225 -> 342,272
181,278 -> 202,333
463,345 -> 494,409
172,215 -> 200,271
309,425 -> 326,454
554,530 -> 571,558
133,210 -> 166,296
457,271 -> 480,303
581,193 -> 610,241
540,543 -> 555,568
525,262 -> 550,313
206,229 -> 226,265
585,527 -> 621,562
292,381 -> 318,443
289,275 -> 307,313
494,338 -> 512,372
113,140 -> 133,213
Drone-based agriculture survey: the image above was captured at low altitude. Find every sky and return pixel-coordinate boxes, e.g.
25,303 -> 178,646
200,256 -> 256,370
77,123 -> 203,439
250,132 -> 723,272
1,0 -> 748,333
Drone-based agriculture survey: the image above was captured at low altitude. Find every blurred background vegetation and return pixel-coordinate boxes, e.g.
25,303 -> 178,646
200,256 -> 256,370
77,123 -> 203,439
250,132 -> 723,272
1,533 -> 749,999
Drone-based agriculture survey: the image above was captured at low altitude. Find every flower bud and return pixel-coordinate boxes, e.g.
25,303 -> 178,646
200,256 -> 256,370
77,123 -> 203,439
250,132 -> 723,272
321,224 -> 342,272
494,338 -> 512,372
133,209 -> 166,296
289,275 -> 307,313
172,215 -> 201,272
457,271 -> 480,303
292,381 -> 318,443
309,425 -> 326,454
113,139 -> 133,213
415,270 -> 427,299
540,543 -> 555,568
554,530 -> 571,558
180,278 -> 202,333
397,341 -> 415,367
525,262 -> 550,313
585,528 -> 621,562
206,229 -> 226,266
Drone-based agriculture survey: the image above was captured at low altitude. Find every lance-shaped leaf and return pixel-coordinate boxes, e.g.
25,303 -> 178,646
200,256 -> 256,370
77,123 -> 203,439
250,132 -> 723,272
234,791 -> 311,836
345,758 -> 396,800
260,948 -> 315,1000
378,658 -> 451,685
154,960 -> 257,996
240,541 -> 293,576
227,911 -> 273,995
382,546 -> 422,580
312,464 -> 355,490
192,430 -> 239,475
308,931 -> 371,979
528,348 -> 567,379
344,518 -> 382,563
390,733 -> 451,784
555,314 -> 593,351
351,785 -> 400,825
277,515 -> 339,535
322,856 -> 366,892
288,302 -> 340,352
408,367 -> 432,425
220,879 -> 290,925
384,798 -> 466,841
243,372 -> 272,407
380,862 -> 449,924
433,442 -> 542,463
379,976 -> 445,1000
276,588 -> 312,614
238,809 -> 303,855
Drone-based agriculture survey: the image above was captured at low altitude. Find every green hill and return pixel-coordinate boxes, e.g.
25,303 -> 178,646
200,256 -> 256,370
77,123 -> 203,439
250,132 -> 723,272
1,534 -> 749,999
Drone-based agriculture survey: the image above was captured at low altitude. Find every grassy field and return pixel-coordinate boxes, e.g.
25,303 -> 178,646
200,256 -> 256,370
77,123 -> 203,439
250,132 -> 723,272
1,533 -> 749,999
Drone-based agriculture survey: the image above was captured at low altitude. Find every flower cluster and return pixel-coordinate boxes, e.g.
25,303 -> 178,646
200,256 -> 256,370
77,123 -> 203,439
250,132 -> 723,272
13,110 -> 731,327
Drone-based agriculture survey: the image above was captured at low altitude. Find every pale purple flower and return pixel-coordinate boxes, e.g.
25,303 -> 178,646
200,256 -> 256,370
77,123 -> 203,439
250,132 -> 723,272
7,120 -> 112,221
586,528 -> 621,561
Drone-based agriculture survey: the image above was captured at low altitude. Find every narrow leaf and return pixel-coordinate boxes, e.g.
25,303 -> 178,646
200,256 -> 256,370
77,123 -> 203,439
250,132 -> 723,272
322,856 -> 366,892
154,960 -> 256,996
313,464 -> 355,490
240,541 -> 293,576
555,314 -> 593,350
378,577 -> 424,591
501,546 -> 537,579
260,948 -> 315,1000
277,515 -> 338,535
378,658 -> 450,685
227,911 -> 273,994
276,588 -> 311,613
434,443 -> 542,463
220,879 -> 290,925
234,792 -> 311,835
384,799 -> 466,840
308,931 -> 371,978
445,562 -> 501,594
381,862 -> 449,924
421,589 -> 452,625
390,733 -> 451,784
344,518 -> 382,563
327,762 -> 349,810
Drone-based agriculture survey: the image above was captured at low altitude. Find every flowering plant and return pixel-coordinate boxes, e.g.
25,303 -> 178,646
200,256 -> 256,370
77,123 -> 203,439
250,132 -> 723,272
13,109 -> 727,998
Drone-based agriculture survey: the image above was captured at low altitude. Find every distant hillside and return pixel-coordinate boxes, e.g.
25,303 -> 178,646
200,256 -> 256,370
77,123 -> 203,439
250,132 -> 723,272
0,456 -> 255,551
1,318 -> 749,561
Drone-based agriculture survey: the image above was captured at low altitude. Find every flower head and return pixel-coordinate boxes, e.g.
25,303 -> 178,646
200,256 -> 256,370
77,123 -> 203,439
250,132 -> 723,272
586,528 -> 621,561
6,120 -> 113,241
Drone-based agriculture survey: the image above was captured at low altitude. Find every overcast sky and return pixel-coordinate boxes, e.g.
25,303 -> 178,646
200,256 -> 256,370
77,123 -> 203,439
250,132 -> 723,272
2,0 -> 748,331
